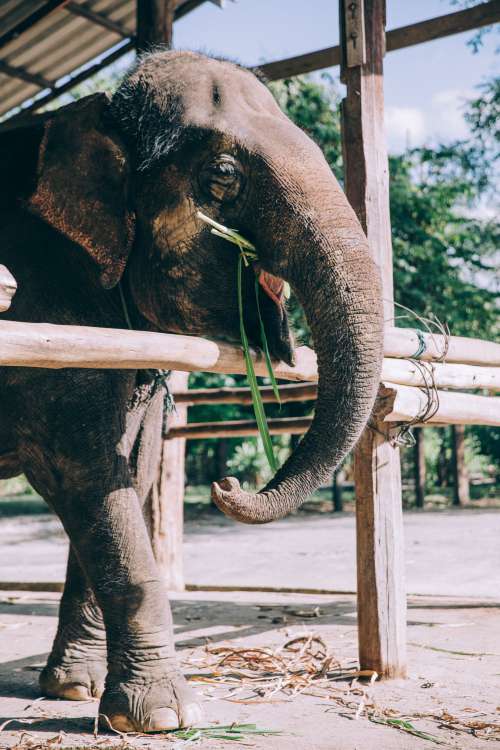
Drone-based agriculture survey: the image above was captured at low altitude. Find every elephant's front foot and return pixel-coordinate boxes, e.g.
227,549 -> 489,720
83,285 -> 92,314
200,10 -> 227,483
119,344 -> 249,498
99,656 -> 202,733
40,640 -> 107,700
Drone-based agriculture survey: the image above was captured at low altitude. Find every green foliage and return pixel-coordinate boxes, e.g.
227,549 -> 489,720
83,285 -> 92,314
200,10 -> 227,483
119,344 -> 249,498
227,436 -> 291,488
390,146 -> 498,339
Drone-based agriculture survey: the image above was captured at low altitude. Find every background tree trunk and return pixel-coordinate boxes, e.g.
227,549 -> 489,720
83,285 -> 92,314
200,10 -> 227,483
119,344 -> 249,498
332,469 -> 343,512
414,429 -> 425,508
452,424 -> 469,506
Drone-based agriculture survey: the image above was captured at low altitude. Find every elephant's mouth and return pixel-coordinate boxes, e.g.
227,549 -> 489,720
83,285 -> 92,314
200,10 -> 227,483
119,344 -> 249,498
257,267 -> 287,311
244,265 -> 295,367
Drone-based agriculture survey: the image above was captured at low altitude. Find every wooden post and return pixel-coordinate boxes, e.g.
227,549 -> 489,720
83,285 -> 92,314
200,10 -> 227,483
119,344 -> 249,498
149,371 -> 189,591
414,429 -> 426,509
340,0 -> 407,678
136,0 -> 185,589
136,0 -> 176,52
451,424 -> 469,506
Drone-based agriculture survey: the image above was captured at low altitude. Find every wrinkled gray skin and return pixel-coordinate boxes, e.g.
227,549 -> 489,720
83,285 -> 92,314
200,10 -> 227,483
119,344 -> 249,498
0,51 -> 383,731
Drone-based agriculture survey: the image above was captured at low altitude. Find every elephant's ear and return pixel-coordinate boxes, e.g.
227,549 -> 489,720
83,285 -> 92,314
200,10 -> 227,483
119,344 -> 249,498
28,93 -> 134,289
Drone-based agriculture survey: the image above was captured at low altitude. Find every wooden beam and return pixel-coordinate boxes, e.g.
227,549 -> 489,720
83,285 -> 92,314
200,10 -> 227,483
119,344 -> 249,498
381,383 -> 500,427
258,47 -> 341,81
0,320 -> 499,386
384,328 -> 500,367
386,1 -> 500,52
167,385 -> 500,439
167,417 -> 312,439
4,1 -> 498,122
341,0 -> 407,680
382,354 -> 500,389
66,1 -> 130,38
0,0 -> 69,52
259,1 -> 500,80
173,382 -> 317,405
2,1 -> 207,123
136,0 -> 177,52
0,60 -> 52,90
174,0 -> 210,20
6,40 -> 135,124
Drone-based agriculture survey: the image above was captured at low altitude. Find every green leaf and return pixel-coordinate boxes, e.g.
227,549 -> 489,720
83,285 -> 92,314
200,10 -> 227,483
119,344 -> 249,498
369,716 -> 447,745
255,276 -> 281,406
238,255 -> 278,473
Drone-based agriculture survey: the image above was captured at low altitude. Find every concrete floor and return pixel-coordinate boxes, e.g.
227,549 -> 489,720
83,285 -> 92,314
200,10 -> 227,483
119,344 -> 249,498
0,589 -> 499,749
1,507 -> 500,598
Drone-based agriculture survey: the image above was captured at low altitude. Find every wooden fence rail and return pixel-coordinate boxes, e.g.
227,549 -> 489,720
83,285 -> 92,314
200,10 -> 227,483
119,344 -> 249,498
168,384 -> 500,438
0,319 -> 499,373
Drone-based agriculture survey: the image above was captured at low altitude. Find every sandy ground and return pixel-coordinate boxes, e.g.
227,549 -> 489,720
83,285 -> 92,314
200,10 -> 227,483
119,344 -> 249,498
1,507 -> 500,597
0,588 -> 499,749
0,507 -> 499,748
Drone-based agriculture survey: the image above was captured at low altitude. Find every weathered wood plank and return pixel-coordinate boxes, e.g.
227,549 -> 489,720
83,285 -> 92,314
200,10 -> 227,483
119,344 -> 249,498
381,383 -> 500,427
341,0 -> 407,679
149,371 -> 189,591
167,386 -> 500,439
174,383 -> 318,405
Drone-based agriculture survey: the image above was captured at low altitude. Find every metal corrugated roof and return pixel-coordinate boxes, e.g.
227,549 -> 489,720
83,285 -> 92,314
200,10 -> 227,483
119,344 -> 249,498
0,0 -> 206,120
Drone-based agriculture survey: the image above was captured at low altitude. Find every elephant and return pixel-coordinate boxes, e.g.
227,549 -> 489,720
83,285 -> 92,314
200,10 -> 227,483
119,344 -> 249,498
0,50 -> 383,732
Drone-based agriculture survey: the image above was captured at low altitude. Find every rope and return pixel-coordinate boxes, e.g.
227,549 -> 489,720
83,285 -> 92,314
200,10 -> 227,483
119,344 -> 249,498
380,299 -> 451,442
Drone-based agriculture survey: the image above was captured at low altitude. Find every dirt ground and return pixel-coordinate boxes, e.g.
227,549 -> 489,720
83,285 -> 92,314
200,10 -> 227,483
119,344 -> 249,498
1,506 -> 500,597
0,588 -> 499,749
0,506 -> 499,748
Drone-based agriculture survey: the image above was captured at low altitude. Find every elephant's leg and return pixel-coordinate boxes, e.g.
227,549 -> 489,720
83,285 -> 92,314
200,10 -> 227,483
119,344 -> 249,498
61,482 -> 201,732
40,547 -> 107,700
41,383 -> 166,706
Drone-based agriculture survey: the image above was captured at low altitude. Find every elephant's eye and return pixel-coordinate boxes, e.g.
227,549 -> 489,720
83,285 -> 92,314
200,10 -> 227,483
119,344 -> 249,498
199,154 -> 244,203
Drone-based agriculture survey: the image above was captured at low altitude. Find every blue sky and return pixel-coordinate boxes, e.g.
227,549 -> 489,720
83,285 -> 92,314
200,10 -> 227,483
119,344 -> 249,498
168,0 -> 498,153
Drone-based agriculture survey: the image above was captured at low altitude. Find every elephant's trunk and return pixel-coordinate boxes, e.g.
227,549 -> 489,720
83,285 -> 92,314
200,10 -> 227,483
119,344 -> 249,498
211,138 -> 384,524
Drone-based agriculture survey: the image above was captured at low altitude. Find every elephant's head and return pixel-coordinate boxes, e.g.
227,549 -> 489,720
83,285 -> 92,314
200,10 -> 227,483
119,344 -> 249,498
25,50 -> 383,524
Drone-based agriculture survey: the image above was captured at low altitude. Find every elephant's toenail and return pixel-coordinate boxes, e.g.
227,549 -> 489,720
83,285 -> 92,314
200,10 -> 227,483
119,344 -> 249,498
181,702 -> 204,727
147,707 -> 179,731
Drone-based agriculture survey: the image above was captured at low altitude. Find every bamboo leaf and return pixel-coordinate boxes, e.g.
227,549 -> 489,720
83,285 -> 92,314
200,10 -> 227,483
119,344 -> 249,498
197,210 -> 279,474
238,255 -> 278,473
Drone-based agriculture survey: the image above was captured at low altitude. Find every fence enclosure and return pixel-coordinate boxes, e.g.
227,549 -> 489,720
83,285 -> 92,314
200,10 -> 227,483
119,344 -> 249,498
0,0 -> 499,682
